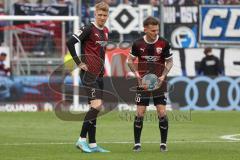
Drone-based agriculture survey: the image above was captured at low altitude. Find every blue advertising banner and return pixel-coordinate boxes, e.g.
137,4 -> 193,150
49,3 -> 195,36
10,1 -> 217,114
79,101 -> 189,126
1,74 -> 240,111
0,76 -> 62,102
199,5 -> 240,44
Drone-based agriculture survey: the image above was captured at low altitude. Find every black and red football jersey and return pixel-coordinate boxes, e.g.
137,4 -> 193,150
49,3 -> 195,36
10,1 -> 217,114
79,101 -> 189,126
130,35 -> 172,78
72,22 -> 108,76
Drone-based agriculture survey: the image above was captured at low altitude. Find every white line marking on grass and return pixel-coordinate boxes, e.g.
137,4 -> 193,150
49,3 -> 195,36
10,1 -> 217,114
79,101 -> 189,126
100,140 -> 240,144
220,134 -> 240,141
0,142 -> 73,146
0,140 -> 239,146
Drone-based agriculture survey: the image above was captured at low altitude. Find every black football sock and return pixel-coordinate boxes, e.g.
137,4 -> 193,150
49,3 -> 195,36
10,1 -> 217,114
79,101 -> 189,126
159,115 -> 168,144
80,107 -> 99,139
134,116 -> 144,144
80,121 -> 89,138
88,118 -> 97,143
87,108 -> 99,143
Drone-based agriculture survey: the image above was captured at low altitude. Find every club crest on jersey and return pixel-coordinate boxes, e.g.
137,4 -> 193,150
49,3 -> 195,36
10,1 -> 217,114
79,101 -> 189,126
156,47 -> 162,54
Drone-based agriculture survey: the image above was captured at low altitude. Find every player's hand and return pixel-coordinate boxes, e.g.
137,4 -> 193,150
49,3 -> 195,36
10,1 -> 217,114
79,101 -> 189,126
157,75 -> 166,88
78,62 -> 88,71
134,71 -> 142,87
158,75 -> 166,82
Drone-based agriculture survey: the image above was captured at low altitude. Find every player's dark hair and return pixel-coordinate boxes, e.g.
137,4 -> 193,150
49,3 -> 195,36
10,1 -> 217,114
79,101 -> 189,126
204,47 -> 212,54
0,52 -> 6,56
143,16 -> 159,27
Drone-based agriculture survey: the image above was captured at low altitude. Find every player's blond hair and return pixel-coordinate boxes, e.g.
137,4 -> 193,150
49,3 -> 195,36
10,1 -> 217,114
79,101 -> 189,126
95,1 -> 109,12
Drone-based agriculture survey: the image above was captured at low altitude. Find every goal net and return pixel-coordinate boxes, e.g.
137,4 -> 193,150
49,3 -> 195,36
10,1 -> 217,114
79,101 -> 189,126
0,15 -> 80,107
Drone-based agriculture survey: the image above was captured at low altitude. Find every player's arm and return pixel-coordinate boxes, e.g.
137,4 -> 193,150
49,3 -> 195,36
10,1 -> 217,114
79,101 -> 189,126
161,57 -> 173,78
127,55 -> 139,76
159,42 -> 173,81
127,43 -> 141,86
127,43 -> 141,85
127,55 -> 142,86
66,25 -> 91,71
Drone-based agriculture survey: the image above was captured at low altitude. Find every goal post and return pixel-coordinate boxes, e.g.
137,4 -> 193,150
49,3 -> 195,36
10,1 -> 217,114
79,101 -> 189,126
1,15 -> 80,108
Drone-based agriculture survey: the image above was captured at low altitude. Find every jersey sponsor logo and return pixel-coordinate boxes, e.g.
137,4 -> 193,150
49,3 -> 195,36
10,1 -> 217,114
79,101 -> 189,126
200,6 -> 240,43
96,41 -> 108,47
141,56 -> 160,62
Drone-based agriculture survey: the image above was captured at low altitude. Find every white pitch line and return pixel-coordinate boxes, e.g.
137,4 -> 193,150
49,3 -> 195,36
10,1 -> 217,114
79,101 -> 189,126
220,134 -> 240,141
0,140 -> 239,146
0,142 -> 73,146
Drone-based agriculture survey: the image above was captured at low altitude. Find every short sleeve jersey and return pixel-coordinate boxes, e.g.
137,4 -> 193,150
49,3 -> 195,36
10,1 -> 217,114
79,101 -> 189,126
130,35 -> 172,77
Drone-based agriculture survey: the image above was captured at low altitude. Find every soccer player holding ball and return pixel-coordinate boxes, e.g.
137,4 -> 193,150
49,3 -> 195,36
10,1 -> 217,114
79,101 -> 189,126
66,1 -> 109,153
127,16 -> 173,152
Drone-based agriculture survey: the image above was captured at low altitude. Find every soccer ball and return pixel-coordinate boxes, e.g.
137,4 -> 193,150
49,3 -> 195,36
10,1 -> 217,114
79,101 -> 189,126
141,74 -> 159,91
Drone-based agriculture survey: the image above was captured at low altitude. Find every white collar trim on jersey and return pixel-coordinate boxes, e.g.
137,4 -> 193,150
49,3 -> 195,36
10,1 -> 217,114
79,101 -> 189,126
143,35 -> 159,44
92,22 -> 104,30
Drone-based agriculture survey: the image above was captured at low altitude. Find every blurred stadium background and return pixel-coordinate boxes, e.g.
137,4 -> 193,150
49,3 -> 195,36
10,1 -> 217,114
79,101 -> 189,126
0,0 -> 240,160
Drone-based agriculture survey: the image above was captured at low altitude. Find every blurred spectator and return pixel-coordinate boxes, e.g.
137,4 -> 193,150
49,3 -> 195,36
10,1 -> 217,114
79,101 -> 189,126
164,0 -> 201,5
95,0 -> 119,5
36,0 -> 43,6
202,0 -> 223,4
217,0 -> 240,4
106,0 -> 119,5
0,52 -> 10,76
123,0 -> 132,4
122,0 -> 138,6
0,11 -> 7,45
137,0 -> 149,4
200,0 -> 240,5
198,48 -> 223,76
192,0 -> 199,4
56,0 -> 66,4
16,0 -> 30,4
50,0 -> 72,4
164,0 -> 186,5
150,0 -> 159,6
82,0 -> 91,25
0,1 -> 3,45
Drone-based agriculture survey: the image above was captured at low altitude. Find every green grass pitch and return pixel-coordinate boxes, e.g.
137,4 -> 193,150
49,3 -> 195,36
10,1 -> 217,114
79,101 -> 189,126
0,111 -> 240,160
